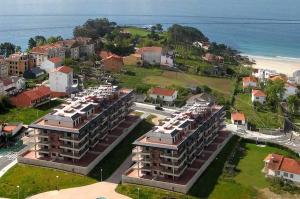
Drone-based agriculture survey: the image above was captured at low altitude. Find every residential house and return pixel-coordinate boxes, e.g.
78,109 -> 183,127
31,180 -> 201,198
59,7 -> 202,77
99,50 -> 113,60
75,37 -> 95,57
6,53 -> 36,76
263,154 -> 300,185
253,68 -> 279,82
0,76 -> 25,96
10,86 -> 51,107
101,55 -> 124,72
49,66 -> 77,95
149,87 -> 178,105
56,39 -> 80,59
251,89 -> 266,104
231,112 -> 246,125
203,53 -> 224,64
283,83 -> 298,100
40,57 -> 63,73
23,67 -> 45,79
0,122 -> 23,137
269,74 -> 287,82
161,53 -> 174,68
0,55 -> 8,78
137,47 -> 162,66
123,53 -> 143,66
31,44 -> 65,66
242,76 -> 257,88
192,41 -> 210,51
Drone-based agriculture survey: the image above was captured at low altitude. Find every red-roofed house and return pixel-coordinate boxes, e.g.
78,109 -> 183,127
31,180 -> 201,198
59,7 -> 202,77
99,51 -> 114,60
283,82 -> 298,99
263,153 -> 300,185
251,89 -> 266,104
10,86 -> 51,107
31,43 -> 65,66
231,112 -> 246,125
137,47 -> 162,65
203,53 -> 224,64
101,55 -> 124,72
49,66 -> 76,94
149,87 -> 178,105
40,57 -> 63,73
242,76 -> 257,88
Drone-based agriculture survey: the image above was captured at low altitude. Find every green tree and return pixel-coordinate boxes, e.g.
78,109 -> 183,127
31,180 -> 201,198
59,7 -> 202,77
34,35 -> 46,46
28,37 -> 37,49
167,24 -> 208,44
265,79 -> 285,111
287,95 -> 298,114
155,24 -> 163,32
0,42 -> 16,56
47,36 -> 63,44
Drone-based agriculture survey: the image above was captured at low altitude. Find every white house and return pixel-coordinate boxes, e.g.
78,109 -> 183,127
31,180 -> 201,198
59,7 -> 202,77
0,76 -> 25,95
149,87 -> 178,105
49,66 -> 76,94
10,76 -> 26,91
40,57 -> 63,73
242,76 -> 257,88
263,153 -> 300,185
251,89 -> 266,104
137,47 -> 162,66
283,83 -> 298,99
253,68 -> 278,81
292,70 -> 300,85
231,112 -> 246,125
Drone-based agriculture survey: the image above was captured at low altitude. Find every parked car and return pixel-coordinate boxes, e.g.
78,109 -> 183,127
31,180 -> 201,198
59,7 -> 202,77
155,106 -> 164,111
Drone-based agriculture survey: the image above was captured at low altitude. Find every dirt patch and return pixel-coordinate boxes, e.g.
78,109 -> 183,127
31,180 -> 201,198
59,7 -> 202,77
259,188 -> 300,199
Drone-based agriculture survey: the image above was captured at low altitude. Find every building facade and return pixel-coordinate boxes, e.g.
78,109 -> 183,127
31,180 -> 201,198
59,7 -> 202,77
137,47 -> 162,66
149,87 -> 178,105
31,44 -> 65,66
0,56 -> 8,78
6,53 -> 36,76
49,66 -> 75,94
124,100 -> 226,187
28,85 -> 134,163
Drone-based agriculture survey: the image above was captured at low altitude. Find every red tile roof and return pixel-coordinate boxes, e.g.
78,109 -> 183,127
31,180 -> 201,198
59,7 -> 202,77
0,77 -> 12,86
99,51 -> 114,59
23,86 -> 51,101
48,57 -> 63,64
243,76 -> 257,83
55,66 -> 73,74
231,112 -> 246,121
150,87 -> 176,96
137,47 -> 162,54
252,89 -> 266,97
31,43 -> 63,54
265,153 -> 300,175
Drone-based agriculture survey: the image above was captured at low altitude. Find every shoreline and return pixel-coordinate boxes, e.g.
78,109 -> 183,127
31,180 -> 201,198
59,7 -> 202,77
243,54 -> 300,76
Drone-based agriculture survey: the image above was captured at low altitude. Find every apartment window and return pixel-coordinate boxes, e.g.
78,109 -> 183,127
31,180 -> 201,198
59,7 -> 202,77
290,174 -> 294,178
284,172 -> 288,177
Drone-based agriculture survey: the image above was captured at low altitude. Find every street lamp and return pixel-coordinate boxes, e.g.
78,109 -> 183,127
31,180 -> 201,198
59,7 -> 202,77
137,188 -> 140,199
56,176 -> 59,191
100,168 -> 103,182
17,185 -> 20,199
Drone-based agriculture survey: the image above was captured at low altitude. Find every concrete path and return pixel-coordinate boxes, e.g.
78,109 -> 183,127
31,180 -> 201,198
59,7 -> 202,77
28,155 -> 133,199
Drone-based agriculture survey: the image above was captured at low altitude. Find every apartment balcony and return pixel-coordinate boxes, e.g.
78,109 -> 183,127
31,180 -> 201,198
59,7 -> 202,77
133,154 -> 151,163
160,157 -> 187,169
160,150 -> 187,160
38,133 -> 49,138
132,147 -> 150,155
60,146 -> 89,159
160,165 -> 187,177
59,133 -> 89,143
38,149 -> 50,154
37,141 -> 50,146
60,140 -> 89,151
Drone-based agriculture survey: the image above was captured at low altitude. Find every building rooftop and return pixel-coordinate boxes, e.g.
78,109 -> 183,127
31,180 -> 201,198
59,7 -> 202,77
149,87 -> 176,96
265,153 -> 300,175
134,100 -> 223,149
48,57 -> 63,64
231,112 -> 245,121
252,89 -> 266,97
243,76 -> 257,83
55,66 -> 73,74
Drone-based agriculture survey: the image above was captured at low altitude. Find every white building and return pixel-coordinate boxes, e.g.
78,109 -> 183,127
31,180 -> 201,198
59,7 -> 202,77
31,44 -> 65,66
251,89 -> 266,104
40,57 -> 63,73
0,76 -> 25,96
137,47 -> 162,66
149,87 -> 178,105
231,112 -> 246,125
264,154 -> 300,185
49,66 -> 76,94
242,76 -> 257,88
283,83 -> 298,100
253,68 -> 278,81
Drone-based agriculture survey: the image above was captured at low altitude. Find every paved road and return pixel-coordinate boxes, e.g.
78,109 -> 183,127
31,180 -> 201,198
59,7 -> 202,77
133,102 -> 177,117
226,124 -> 300,154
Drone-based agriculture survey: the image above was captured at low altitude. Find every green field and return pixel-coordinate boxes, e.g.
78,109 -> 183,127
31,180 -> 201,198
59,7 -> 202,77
0,100 -> 62,124
123,27 -> 150,37
234,94 -> 284,129
117,66 -> 235,99
0,164 -> 96,199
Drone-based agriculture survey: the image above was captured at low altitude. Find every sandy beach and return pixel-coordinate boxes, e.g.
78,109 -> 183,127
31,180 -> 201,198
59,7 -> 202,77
247,55 -> 300,76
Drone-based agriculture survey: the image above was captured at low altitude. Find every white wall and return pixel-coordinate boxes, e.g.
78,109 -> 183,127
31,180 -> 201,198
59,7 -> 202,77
243,81 -> 257,88
149,91 -> 178,103
41,60 -> 56,73
143,51 -> 161,65
49,71 -> 73,93
283,86 -> 298,100
251,94 -> 266,104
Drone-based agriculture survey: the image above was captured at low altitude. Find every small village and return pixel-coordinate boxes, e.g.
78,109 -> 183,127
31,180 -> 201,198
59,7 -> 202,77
0,18 -> 300,199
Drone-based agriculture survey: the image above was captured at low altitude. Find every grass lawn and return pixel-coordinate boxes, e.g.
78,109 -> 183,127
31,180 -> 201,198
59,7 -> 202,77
206,140 -> 298,199
123,27 -> 150,37
116,184 -> 197,199
89,115 -> 155,180
117,66 -> 235,100
0,164 -> 96,199
0,100 -> 62,125
234,94 -> 284,129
